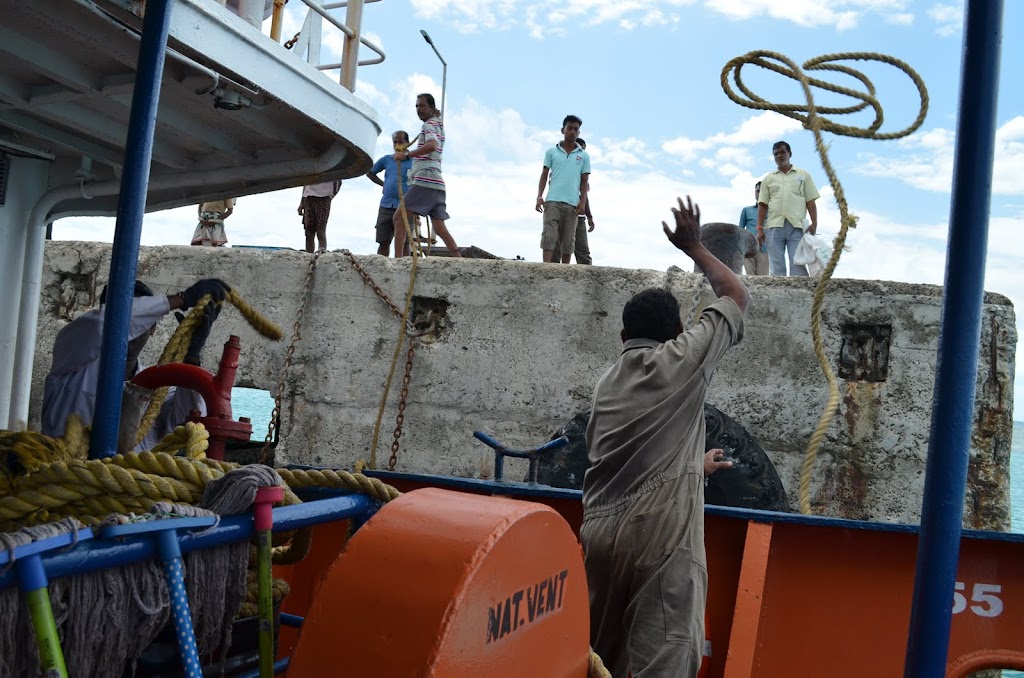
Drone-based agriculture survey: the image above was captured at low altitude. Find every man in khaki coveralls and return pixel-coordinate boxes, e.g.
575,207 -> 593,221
581,196 -> 750,677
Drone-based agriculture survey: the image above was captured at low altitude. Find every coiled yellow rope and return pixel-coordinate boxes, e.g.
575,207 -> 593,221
721,51 -> 929,514
0,423 -> 399,532
135,289 -> 284,447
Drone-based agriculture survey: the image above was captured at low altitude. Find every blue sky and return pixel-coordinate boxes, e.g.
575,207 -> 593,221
59,0 -> 1024,415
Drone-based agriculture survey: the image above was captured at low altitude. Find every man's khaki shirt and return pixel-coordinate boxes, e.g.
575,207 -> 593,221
582,297 -> 745,510
759,165 -> 820,229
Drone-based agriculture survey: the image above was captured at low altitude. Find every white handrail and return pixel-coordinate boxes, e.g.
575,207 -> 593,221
293,0 -> 385,91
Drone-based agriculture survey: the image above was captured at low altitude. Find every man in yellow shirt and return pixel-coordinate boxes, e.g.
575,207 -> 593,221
755,141 -> 820,276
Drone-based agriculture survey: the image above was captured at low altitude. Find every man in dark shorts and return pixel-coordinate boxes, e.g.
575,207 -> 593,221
367,130 -> 413,256
391,93 -> 461,258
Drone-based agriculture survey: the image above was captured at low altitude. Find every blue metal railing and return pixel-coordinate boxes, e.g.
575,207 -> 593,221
472,431 -> 569,483
88,0 -> 174,458
0,493 -> 376,590
904,1 -> 1005,675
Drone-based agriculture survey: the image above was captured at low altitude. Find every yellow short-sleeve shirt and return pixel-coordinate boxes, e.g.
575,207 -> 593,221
758,166 -> 819,229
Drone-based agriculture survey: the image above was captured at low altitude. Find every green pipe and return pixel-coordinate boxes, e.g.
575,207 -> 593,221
26,587 -> 68,678
257,529 -> 274,678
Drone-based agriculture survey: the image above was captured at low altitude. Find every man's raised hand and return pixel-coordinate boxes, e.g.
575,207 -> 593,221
662,196 -> 702,252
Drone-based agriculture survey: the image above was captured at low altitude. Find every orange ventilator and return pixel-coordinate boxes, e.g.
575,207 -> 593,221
287,488 -> 592,677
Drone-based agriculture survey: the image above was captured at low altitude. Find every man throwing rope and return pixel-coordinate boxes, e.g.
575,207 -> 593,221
582,196 -> 748,677
41,278 -> 230,450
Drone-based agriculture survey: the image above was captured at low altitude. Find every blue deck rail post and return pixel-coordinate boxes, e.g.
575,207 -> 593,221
904,1 -> 1005,675
89,0 -> 175,458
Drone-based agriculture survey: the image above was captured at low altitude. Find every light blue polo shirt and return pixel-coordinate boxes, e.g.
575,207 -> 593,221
544,143 -> 590,206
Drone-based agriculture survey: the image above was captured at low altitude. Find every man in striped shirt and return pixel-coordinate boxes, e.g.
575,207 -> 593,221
392,93 -> 461,258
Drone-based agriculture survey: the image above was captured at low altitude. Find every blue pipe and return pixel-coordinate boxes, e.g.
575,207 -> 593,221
89,0 -> 174,458
904,2 -> 1004,675
0,494 -> 375,589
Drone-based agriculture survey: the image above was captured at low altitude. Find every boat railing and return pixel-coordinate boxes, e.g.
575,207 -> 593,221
273,0 -> 386,92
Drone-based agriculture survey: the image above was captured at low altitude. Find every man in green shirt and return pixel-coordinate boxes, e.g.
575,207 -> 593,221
536,115 -> 590,263
755,141 -> 820,276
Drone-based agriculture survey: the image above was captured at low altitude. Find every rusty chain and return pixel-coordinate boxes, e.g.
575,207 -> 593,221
389,343 -> 415,471
386,313 -> 438,470
260,250 -> 320,464
284,31 -> 301,50
340,250 -> 435,470
340,249 -> 404,321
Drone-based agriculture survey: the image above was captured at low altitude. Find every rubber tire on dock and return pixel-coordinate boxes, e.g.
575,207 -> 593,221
535,405 -> 792,512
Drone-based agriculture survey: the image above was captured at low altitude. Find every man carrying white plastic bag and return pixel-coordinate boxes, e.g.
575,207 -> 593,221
794,231 -> 832,277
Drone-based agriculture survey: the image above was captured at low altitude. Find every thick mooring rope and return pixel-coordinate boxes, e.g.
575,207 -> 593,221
0,422 -> 400,532
721,51 -> 928,514
368,143 -> 421,470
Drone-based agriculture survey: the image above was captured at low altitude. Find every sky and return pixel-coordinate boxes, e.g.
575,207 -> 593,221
56,0 -> 1024,417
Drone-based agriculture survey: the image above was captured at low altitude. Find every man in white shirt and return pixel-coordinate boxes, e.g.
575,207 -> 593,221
42,278 -> 230,450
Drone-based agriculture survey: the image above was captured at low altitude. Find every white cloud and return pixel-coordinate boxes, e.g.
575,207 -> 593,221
662,111 -> 803,162
590,137 -> 652,168
885,12 -> 914,25
856,117 -> 1024,196
408,0 -> 916,34
410,0 -> 694,36
927,2 -> 963,36
704,0 -> 909,30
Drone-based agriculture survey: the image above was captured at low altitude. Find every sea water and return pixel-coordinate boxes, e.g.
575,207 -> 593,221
231,387 -> 276,443
232,387 -> 1024,672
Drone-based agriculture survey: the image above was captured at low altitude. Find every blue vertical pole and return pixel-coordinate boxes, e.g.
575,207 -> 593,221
89,0 -> 174,458
903,1 -> 1004,675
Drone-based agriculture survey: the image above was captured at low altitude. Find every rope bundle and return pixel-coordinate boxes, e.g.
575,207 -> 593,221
1,419 -> 399,532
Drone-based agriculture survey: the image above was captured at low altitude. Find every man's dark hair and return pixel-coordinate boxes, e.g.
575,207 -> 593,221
622,288 -> 681,343
99,280 -> 154,305
772,140 -> 792,155
562,114 -> 583,128
393,130 -> 410,143
577,137 -> 587,149
417,93 -> 437,112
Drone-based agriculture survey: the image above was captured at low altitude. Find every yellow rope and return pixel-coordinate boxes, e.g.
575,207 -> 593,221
135,289 -> 283,447
588,648 -> 612,678
720,51 -> 928,514
238,570 -> 291,618
367,144 -> 420,469
0,424 -> 400,532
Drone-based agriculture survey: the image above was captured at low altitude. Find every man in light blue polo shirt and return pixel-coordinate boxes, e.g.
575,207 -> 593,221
366,130 -> 413,256
536,114 -> 591,263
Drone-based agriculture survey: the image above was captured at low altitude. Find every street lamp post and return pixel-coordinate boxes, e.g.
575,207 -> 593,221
419,29 -> 446,119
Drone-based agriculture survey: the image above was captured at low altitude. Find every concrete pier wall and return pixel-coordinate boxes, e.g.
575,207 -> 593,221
29,242 -> 1016,528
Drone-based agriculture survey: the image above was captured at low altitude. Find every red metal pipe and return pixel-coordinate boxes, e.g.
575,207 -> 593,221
130,335 -> 252,460
132,363 -> 226,418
